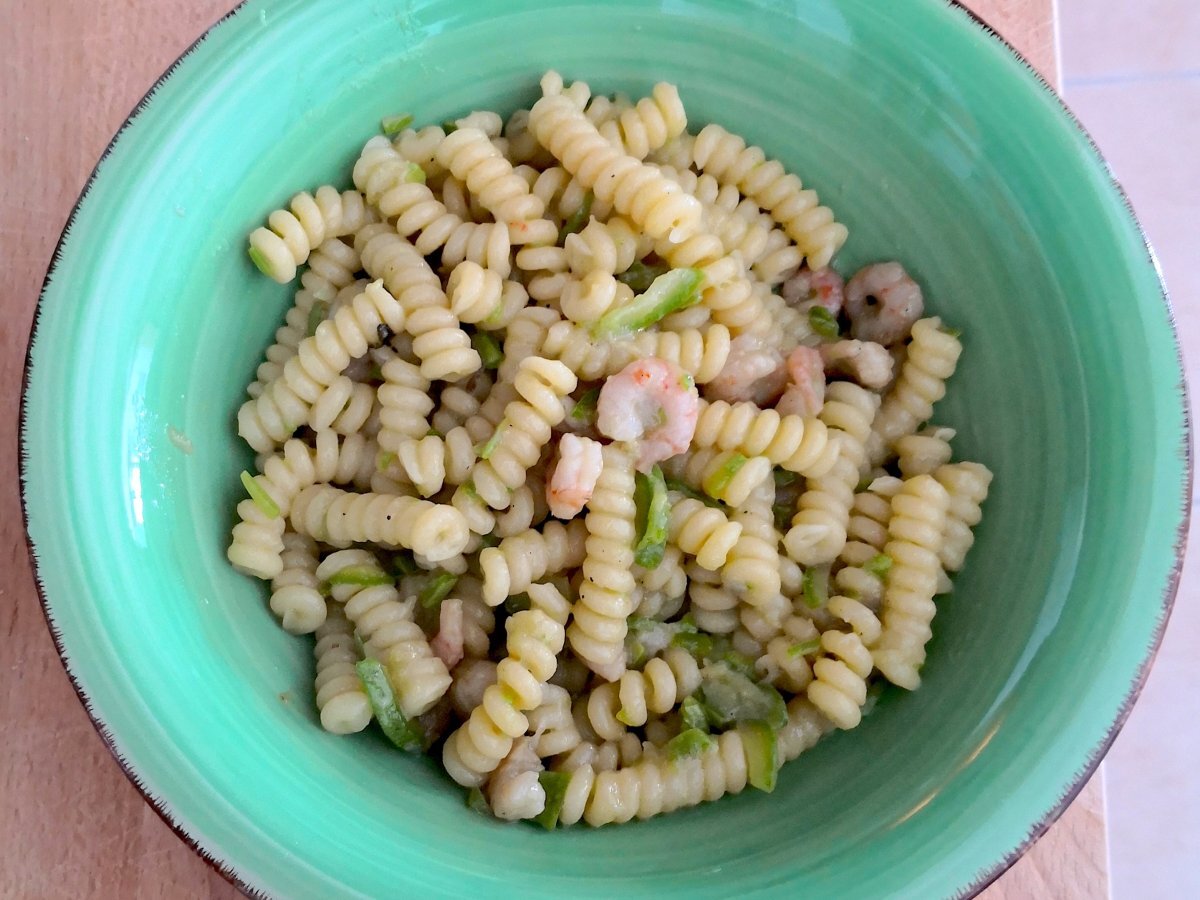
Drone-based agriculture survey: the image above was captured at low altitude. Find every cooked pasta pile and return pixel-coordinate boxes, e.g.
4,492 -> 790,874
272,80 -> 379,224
228,71 -> 992,827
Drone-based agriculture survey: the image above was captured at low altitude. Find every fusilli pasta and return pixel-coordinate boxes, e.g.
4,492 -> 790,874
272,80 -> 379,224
228,72 -> 991,830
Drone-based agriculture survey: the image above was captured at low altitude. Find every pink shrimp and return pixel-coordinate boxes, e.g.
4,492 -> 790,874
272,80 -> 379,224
819,339 -> 895,390
450,658 -> 498,717
487,736 -> 546,821
430,597 -> 465,670
704,334 -> 788,406
782,266 -> 846,315
776,346 -> 826,418
546,433 -> 604,518
844,262 -> 924,345
597,358 -> 699,471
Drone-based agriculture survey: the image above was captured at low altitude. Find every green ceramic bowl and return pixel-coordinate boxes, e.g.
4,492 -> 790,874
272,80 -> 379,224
21,0 -> 1190,896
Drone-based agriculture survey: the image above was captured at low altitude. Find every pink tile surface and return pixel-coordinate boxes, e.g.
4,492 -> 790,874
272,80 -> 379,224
1060,0 -> 1200,79
1060,2 -> 1200,895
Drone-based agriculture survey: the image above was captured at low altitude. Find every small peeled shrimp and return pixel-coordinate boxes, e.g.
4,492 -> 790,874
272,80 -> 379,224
776,346 -> 826,418
547,433 -> 604,518
819,339 -> 895,390
450,658 -> 498,718
487,737 -> 546,821
597,358 -> 699,471
781,265 -> 846,314
844,261 -> 924,346
704,334 -> 788,407
430,597 -> 465,670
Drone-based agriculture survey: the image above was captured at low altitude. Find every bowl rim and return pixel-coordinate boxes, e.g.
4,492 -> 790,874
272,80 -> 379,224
17,1 -> 1192,897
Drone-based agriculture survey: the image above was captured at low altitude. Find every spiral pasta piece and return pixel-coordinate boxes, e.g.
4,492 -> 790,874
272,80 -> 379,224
538,320 -> 638,381
871,474 -> 951,690
479,519 -> 588,606
436,127 -> 545,223
329,381 -> 376,437
503,108 -> 551,166
561,728 -> 751,826
443,608 -> 566,786
393,124 -> 448,177
564,215 -> 643,276
667,497 -> 743,571
934,462 -> 993,573
316,552 -> 452,718
559,271 -> 633,325
896,426 -> 956,478
529,165 -> 604,226
529,92 -> 702,241
784,383 -> 879,565
269,532 -> 325,634
313,603 -> 373,734
827,594 -> 883,646
377,355 -> 435,452
594,82 -> 687,159
633,545 -> 688,615
249,238 -> 364,396
494,482 -> 538,538
709,202 -> 774,268
246,436 -> 320,518
249,186 -> 374,283
471,358 -> 577,510
357,162 -> 513,283
806,629 -> 874,730
556,734 -> 645,775
362,232 -> 479,370
757,615 -> 821,692
430,372 -> 492,434
356,138 -> 513,274
227,499 -> 285,580
833,477 -> 902,606
394,434 -> 447,497
311,429 -> 380,489
445,260 -> 506,325
692,399 -> 838,477
757,287 -> 816,350
527,683 -> 582,758
627,324 -> 731,384
669,448 -> 773,508
688,562 -> 739,633
738,590 -> 789,647
586,653 -> 699,739
867,317 -> 963,465
751,227 -> 805,285
691,123 -> 848,269
290,484 -> 469,561
657,167 -> 796,283
237,280 -> 406,453
307,374 -> 358,433
515,244 -> 571,302
500,306 -> 562,381
721,483 -> 782,606
438,426 -> 480,488
407,305 -> 482,382
567,443 -> 638,679
356,134 -> 437,206
649,229 -> 768,340
703,269 -> 771,338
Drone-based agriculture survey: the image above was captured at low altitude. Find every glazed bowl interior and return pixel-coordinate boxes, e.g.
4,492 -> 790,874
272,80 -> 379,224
21,0 -> 1188,897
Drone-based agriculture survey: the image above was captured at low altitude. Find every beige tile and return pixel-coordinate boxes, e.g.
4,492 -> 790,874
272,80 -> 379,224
1064,69 -> 1200,900
1060,0 -> 1200,79
1064,78 -> 1200,391
1105,535 -> 1200,899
